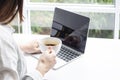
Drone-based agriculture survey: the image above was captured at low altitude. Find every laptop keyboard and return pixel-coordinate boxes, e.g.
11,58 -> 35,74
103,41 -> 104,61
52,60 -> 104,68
57,45 -> 80,62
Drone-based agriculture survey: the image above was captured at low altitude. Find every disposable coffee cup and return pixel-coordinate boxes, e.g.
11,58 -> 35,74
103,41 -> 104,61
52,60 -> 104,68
39,37 -> 62,54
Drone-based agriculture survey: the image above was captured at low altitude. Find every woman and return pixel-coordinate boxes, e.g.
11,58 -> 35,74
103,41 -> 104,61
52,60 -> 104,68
0,0 -> 56,80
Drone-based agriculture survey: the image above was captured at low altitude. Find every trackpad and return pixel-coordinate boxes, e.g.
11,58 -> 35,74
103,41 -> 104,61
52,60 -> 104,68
53,57 -> 67,70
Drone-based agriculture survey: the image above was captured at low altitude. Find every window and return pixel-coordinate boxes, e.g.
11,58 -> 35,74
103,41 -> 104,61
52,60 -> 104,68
30,0 -> 114,4
78,12 -> 115,38
10,15 -> 22,33
30,11 -> 53,34
12,0 -> 120,39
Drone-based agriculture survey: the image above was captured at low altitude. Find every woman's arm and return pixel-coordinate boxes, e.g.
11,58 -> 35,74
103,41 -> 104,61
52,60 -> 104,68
0,39 -> 20,80
0,39 -> 43,80
22,49 -> 56,80
0,68 -> 19,80
20,40 -> 41,54
0,38 -> 56,80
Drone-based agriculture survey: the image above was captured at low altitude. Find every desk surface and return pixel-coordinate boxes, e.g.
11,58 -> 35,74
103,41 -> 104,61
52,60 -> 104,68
13,34 -> 120,80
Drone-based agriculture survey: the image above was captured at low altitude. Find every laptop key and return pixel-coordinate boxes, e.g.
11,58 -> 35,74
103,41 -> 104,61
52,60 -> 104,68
57,45 -> 80,62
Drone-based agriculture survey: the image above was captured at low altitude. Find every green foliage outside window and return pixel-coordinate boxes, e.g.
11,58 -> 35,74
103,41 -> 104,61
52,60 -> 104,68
30,10 -> 114,38
31,26 -> 51,34
30,0 -> 113,4
12,0 -> 116,39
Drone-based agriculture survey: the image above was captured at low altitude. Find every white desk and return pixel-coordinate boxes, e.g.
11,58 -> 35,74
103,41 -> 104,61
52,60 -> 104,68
13,34 -> 120,80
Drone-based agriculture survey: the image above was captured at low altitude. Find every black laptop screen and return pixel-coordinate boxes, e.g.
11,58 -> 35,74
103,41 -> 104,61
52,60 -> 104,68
51,8 -> 90,53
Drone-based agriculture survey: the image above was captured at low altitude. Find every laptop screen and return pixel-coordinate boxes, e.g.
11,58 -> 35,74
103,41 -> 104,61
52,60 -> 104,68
51,8 -> 90,53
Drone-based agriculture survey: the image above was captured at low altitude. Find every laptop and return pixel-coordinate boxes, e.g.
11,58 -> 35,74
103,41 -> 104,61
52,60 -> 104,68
32,7 -> 90,70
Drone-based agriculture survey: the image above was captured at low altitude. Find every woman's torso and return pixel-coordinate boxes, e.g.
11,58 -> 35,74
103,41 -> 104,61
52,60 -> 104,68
0,25 -> 27,79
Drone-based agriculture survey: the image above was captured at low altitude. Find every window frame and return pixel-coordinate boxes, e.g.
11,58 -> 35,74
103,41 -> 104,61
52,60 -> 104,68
22,0 -> 120,39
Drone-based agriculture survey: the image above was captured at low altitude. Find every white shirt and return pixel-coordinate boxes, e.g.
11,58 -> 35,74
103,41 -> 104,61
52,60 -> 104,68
0,25 -> 43,80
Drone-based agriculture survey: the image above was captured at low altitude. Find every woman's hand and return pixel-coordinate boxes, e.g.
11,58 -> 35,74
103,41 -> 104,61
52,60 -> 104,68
36,49 -> 56,76
20,40 -> 41,54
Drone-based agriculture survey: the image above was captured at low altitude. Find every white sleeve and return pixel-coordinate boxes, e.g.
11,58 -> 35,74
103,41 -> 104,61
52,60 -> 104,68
0,39 -> 44,80
22,69 -> 43,80
0,68 -> 19,80
0,39 -> 19,80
